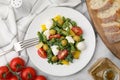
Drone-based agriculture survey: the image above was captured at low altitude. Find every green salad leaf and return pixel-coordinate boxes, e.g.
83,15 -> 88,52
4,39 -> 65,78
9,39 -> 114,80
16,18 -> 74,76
37,15 -> 85,65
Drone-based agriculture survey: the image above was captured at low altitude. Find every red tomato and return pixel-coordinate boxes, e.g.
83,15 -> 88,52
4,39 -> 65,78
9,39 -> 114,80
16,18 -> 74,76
71,26 -> 83,36
20,67 -> 36,80
9,76 -> 18,80
57,50 -> 68,60
10,57 -> 25,72
38,48 -> 47,58
0,66 -> 10,79
35,75 -> 47,80
49,34 -> 61,39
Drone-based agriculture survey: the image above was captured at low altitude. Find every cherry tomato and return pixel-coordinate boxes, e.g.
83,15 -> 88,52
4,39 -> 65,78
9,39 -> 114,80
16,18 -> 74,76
20,67 -> 36,80
9,75 -> 18,80
57,50 -> 68,60
71,26 -> 83,36
35,75 -> 47,80
10,57 -> 25,72
0,66 -> 10,79
38,48 -> 47,58
49,34 -> 61,39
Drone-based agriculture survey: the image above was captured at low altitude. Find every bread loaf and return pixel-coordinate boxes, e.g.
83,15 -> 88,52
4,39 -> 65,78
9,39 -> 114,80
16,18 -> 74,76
90,0 -> 120,43
102,22 -> 120,32
90,0 -> 113,11
97,0 -> 120,23
105,31 -> 120,43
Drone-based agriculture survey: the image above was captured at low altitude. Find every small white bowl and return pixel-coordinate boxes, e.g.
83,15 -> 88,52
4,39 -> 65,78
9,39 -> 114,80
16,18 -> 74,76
103,69 -> 119,80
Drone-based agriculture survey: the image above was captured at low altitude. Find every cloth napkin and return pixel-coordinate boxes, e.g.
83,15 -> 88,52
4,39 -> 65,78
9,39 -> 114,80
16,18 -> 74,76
0,0 -> 82,66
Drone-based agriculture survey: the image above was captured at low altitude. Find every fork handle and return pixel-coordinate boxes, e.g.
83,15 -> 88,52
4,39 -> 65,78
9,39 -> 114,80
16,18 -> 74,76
0,48 -> 13,56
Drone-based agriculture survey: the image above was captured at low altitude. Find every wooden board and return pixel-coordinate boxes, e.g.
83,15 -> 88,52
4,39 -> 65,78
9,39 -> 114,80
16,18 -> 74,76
86,0 -> 120,59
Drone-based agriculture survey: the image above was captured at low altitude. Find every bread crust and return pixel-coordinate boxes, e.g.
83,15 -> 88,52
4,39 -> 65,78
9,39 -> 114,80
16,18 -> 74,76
90,0 -> 113,11
98,0 -> 113,11
102,22 -> 120,32
105,31 -> 120,43
100,10 -> 120,23
103,25 -> 120,32
97,0 -> 120,22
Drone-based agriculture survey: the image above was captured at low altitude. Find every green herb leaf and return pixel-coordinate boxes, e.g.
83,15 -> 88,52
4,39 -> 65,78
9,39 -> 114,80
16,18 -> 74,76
70,21 -> 77,26
37,32 -> 43,42
66,53 -> 73,63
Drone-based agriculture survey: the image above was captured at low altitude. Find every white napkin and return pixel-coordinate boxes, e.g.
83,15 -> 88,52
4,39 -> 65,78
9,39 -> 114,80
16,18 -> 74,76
0,0 -> 81,66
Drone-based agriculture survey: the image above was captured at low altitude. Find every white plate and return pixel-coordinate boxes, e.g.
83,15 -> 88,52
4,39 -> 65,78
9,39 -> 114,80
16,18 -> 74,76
25,7 -> 96,76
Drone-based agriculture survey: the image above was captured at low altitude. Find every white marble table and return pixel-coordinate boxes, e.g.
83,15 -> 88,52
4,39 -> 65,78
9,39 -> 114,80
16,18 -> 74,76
0,0 -> 117,79
25,2 -> 120,80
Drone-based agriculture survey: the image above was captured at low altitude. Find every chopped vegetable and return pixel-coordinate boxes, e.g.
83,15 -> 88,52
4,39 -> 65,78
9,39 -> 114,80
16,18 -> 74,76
35,42 -> 44,49
66,53 -> 73,63
43,44 -> 49,51
36,15 -> 85,65
49,29 -> 56,35
61,60 -> 69,65
37,48 -> 47,58
71,26 -> 83,36
53,15 -> 63,25
73,51 -> 80,59
51,56 -> 58,62
70,21 -> 77,26
41,24 -> 47,31
49,34 -> 61,39
73,35 -> 80,42
61,39 -> 68,46
57,50 -> 68,60
37,32 -> 47,43
70,30 -> 76,36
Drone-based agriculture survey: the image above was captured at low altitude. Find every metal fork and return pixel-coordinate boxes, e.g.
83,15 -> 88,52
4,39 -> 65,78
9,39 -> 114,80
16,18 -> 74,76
0,38 -> 39,56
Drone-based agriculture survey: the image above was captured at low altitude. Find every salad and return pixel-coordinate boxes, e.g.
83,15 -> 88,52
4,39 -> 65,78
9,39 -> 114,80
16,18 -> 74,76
36,15 -> 86,65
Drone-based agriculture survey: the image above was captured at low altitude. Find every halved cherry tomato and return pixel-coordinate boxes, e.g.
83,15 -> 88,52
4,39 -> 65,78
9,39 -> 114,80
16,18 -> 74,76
71,26 -> 83,36
9,75 -> 18,80
10,57 -> 25,72
0,66 -> 11,79
57,50 -> 68,60
38,48 -> 47,58
49,34 -> 61,39
35,75 -> 47,80
20,67 -> 36,80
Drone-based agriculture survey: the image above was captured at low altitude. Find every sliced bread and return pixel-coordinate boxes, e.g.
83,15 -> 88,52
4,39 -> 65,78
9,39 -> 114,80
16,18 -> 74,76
97,0 -> 120,22
90,0 -> 113,11
101,22 -> 120,32
101,9 -> 120,23
105,31 -> 120,43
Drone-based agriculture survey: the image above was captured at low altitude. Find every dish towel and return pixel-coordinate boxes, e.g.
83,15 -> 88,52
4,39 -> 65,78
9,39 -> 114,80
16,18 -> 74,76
0,0 -> 82,66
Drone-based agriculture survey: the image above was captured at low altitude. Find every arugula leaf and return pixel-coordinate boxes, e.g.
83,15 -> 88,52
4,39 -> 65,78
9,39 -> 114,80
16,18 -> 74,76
62,20 -> 70,29
46,49 -> 54,64
52,19 -> 61,27
57,60 -> 63,65
61,30 -> 68,36
53,27 -> 62,34
70,21 -> 77,26
70,43 -> 76,51
37,31 -> 43,42
62,16 -> 66,22
66,53 -> 73,63
42,34 -> 47,43
37,31 -> 47,43
80,35 -> 85,42
66,18 -> 71,22
47,38 -> 60,46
